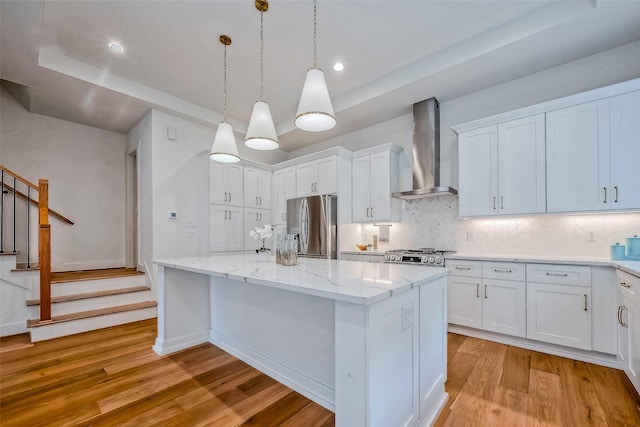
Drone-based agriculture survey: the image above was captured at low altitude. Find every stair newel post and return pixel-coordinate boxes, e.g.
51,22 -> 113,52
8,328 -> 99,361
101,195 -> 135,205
1,169 -> 4,253
39,179 -> 51,322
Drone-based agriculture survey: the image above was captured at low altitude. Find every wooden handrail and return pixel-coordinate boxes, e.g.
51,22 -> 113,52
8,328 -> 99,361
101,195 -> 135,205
2,183 -> 74,225
0,165 -> 39,191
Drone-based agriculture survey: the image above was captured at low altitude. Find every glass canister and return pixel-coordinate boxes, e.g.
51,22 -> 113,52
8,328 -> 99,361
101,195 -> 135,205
626,235 -> 640,260
610,243 -> 626,260
275,234 -> 284,264
282,234 -> 298,266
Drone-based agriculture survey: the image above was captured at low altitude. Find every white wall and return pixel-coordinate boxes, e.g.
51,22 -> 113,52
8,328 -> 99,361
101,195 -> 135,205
0,87 -> 127,271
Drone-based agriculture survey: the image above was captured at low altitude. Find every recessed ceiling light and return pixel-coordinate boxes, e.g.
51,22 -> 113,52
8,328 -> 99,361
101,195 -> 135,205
108,41 -> 125,53
333,62 -> 344,72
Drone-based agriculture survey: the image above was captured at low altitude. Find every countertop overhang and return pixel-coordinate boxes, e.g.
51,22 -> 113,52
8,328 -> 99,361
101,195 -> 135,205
154,254 -> 448,305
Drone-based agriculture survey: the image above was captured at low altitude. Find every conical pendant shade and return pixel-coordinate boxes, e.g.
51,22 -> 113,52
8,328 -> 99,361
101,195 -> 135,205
295,68 -> 336,132
245,101 -> 279,150
210,121 -> 240,163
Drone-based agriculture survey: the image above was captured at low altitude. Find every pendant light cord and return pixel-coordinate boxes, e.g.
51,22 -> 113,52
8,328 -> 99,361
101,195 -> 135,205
260,10 -> 264,101
223,42 -> 228,121
313,0 -> 317,68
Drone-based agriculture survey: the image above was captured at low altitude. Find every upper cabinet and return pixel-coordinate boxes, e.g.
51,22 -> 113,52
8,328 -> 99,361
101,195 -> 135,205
610,90 -> 640,210
546,100 -> 610,212
455,78 -> 640,216
244,167 -> 272,210
458,114 -> 545,217
210,163 -> 243,207
296,156 -> 337,197
352,147 -> 401,222
547,91 -> 640,212
273,166 -> 296,226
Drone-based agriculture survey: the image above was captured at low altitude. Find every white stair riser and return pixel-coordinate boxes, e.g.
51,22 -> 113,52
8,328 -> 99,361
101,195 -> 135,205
51,275 -> 147,297
29,307 -> 157,342
29,290 -> 152,317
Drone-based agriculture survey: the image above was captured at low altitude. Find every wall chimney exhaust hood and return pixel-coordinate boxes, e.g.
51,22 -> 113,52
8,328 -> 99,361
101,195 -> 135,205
392,98 -> 457,200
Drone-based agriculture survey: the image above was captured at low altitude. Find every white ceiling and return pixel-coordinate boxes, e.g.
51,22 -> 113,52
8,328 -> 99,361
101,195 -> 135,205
2,0 -> 640,152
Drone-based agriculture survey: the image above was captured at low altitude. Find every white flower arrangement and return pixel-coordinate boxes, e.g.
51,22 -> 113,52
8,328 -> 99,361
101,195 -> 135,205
249,224 -> 273,253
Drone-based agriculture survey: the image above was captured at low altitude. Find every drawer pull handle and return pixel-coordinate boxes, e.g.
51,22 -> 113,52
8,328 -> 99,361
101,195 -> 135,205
545,272 -> 568,277
493,197 -> 496,210
476,283 -> 480,298
614,186 -> 618,203
584,294 -> 588,311
455,266 -> 472,271
620,306 -> 628,327
493,268 -> 512,273
619,281 -> 631,288
484,284 -> 488,299
603,187 -> 607,203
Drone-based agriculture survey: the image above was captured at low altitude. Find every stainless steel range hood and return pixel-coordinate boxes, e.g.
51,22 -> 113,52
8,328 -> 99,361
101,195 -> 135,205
392,98 -> 457,199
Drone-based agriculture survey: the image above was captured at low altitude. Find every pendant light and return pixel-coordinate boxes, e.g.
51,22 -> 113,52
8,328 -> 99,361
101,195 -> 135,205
295,0 -> 336,132
210,35 -> 240,163
245,0 -> 279,151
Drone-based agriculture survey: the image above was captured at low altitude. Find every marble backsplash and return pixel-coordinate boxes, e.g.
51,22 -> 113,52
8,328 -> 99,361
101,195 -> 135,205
356,196 -> 640,258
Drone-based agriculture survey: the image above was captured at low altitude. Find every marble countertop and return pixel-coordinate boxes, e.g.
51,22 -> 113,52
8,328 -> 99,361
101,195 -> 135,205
154,254 -> 448,305
448,253 -> 640,276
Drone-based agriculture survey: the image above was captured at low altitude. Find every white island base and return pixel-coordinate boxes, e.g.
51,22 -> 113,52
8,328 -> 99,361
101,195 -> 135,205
153,255 -> 448,427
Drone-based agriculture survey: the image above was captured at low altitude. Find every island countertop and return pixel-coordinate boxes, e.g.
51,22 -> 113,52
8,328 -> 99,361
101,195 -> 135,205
154,254 -> 448,305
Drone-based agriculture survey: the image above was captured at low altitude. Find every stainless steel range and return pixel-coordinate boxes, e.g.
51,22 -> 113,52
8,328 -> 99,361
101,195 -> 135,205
384,248 -> 455,267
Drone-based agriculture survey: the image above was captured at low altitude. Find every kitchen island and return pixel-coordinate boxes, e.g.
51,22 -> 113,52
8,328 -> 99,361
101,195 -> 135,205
153,254 -> 449,427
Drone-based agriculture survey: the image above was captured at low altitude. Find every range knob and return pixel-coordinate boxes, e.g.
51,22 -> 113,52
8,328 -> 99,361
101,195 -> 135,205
434,256 -> 443,265
421,256 -> 428,264
394,255 -> 402,262
427,256 -> 435,264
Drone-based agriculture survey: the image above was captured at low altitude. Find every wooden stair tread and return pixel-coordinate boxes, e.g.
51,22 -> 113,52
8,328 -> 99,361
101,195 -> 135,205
26,286 -> 150,306
0,251 -> 20,256
12,263 -> 40,272
27,301 -> 157,328
51,267 -> 144,283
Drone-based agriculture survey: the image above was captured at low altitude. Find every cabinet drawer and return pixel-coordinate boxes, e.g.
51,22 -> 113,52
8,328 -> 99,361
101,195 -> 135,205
446,259 -> 482,277
526,264 -> 591,286
618,270 -> 640,305
482,262 -> 525,281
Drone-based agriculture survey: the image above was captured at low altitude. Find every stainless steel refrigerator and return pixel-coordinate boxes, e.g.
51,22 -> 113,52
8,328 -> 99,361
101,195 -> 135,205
287,194 -> 337,259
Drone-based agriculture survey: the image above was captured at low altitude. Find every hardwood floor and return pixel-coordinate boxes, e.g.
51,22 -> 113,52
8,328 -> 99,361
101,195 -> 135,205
436,333 -> 640,427
1,321 -> 639,426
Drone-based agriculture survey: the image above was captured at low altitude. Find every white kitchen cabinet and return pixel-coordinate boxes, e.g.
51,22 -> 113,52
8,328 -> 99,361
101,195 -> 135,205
243,209 -> 271,252
210,205 -> 243,252
352,149 -> 400,223
296,156 -> 337,197
210,162 -> 243,207
244,167 -> 272,210
617,270 -> 640,394
610,90 -> 640,210
447,260 -> 526,338
273,167 -> 296,226
458,114 -> 545,217
527,282 -> 592,350
458,125 -> 497,217
448,275 -> 482,329
546,99 -> 610,212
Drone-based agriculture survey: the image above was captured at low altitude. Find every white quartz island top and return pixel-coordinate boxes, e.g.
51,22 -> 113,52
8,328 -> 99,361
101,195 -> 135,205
154,254 -> 448,305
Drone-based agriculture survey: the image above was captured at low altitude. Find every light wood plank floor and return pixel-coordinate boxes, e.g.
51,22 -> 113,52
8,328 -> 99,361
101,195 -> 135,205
1,320 -> 639,426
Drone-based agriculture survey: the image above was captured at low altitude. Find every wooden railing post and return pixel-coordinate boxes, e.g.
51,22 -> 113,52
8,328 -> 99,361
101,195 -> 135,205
39,180 -> 51,322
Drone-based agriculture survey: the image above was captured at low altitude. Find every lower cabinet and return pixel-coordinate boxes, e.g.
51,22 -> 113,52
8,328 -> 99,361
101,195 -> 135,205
527,282 -> 592,350
210,205 -> 244,252
447,260 -> 526,338
617,270 -> 640,394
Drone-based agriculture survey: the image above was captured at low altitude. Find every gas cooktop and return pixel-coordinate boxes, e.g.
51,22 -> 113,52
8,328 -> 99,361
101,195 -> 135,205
384,248 -> 455,267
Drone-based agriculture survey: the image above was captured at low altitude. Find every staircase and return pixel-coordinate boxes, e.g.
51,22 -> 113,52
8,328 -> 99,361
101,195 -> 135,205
1,165 -> 156,342
26,267 -> 156,342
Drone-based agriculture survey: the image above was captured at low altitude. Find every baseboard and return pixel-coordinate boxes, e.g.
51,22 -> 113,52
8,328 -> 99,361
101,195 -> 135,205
152,330 -> 209,355
209,329 -> 335,412
448,325 -> 621,369
1,321 -> 28,337
419,391 -> 448,427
